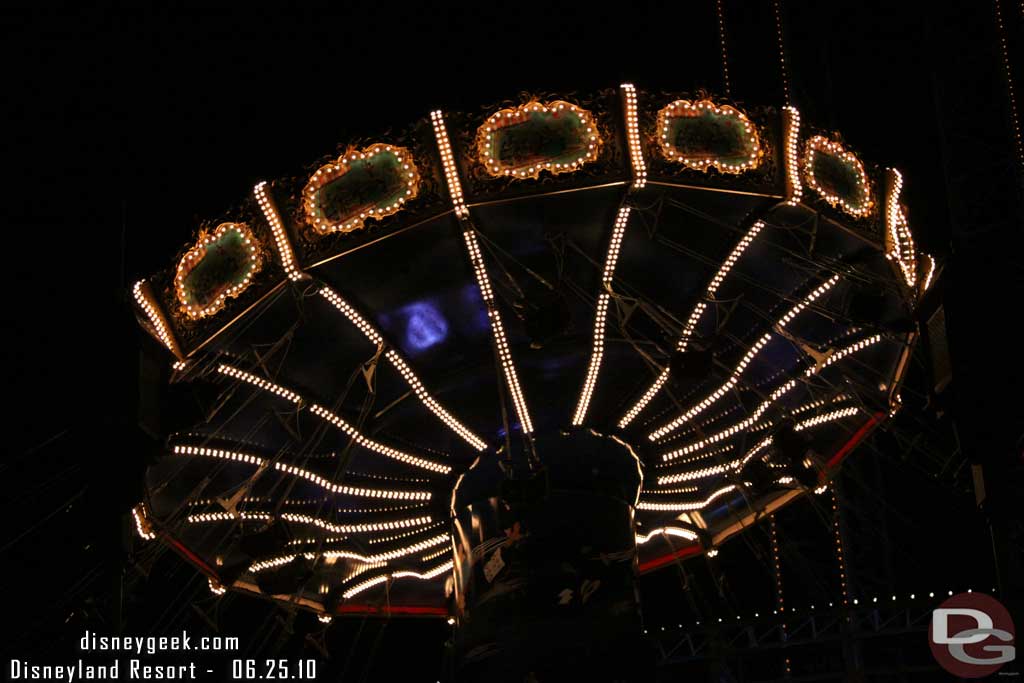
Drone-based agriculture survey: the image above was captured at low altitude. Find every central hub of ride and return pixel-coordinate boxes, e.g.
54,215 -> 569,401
448,430 -> 650,680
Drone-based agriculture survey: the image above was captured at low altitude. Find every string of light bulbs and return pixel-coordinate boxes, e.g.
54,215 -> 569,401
214,362 -> 452,474
317,286 -> 487,451
647,273 -> 839,442
619,220 -> 766,428
572,206 -> 633,426
171,444 -> 433,500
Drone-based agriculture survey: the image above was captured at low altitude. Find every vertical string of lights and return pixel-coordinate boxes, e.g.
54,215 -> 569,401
884,169 -> 917,290
769,516 -> 792,676
621,84 -> 647,190
572,206 -> 631,426
994,0 -> 1023,175
254,181 -> 304,281
772,0 -> 791,106
774,0 -> 804,211
830,487 -> 852,608
715,0 -> 732,98
430,110 -> 535,438
571,84 -> 646,426
782,107 -> 803,206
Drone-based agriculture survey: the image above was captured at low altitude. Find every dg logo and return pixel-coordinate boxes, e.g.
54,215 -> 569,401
929,592 -> 1016,678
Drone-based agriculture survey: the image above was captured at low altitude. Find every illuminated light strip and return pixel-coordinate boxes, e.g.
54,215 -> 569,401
792,394 -> 850,415
601,207 -> 632,284
249,534 -> 450,572
635,526 -> 699,544
249,554 -> 310,573
212,362 -> 450,473
218,364 -> 302,404
920,254 -> 936,293
830,490 -> 851,606
656,436 -> 773,485
287,536 -> 346,547
777,274 -> 840,327
715,0 -> 731,96
737,435 -> 775,468
648,274 -> 839,441
385,351 -> 487,451
325,533 -> 448,564
186,510 -> 432,535
893,214 -> 917,288
193,498 -> 426,513
189,511 -> 270,523
343,560 -> 387,584
279,513 -> 429,534
316,286 -> 486,450
432,110 -> 534,434
420,546 -> 449,562
208,578 -> 226,595
572,293 -> 611,426
461,229 -> 534,434
309,404 -> 450,475
132,504 -> 156,541
342,560 -> 454,599
770,516 -> 784,612
192,497 -> 424,513
663,380 -> 796,461
802,334 -> 882,377
429,111 -> 467,217
368,521 -> 446,545
654,443 -> 733,469
648,332 -> 770,441
885,169 -> 904,254
254,181 -> 302,281
994,0 -> 1023,171
131,280 -> 182,358
621,84 -> 647,189
646,485 -> 699,495
794,407 -> 859,432
318,287 -> 383,345
572,206 -> 632,425
619,221 -> 765,428
782,106 -> 803,205
663,335 -> 882,461
884,169 -> 916,288
773,0 -> 791,104
769,516 -> 792,673
172,444 -> 433,499
636,485 -> 738,511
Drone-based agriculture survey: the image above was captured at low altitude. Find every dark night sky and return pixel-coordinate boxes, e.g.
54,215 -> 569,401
1,2 -> 1020,677
3,3 -> 1018,449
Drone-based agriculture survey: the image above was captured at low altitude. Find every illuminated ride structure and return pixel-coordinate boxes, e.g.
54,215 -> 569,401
130,85 -> 936,679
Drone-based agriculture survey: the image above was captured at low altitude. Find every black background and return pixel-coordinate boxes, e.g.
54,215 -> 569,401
2,2 -> 1021,679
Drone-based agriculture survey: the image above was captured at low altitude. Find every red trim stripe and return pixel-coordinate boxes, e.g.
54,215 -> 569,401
637,544 -> 702,574
826,411 -> 884,469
